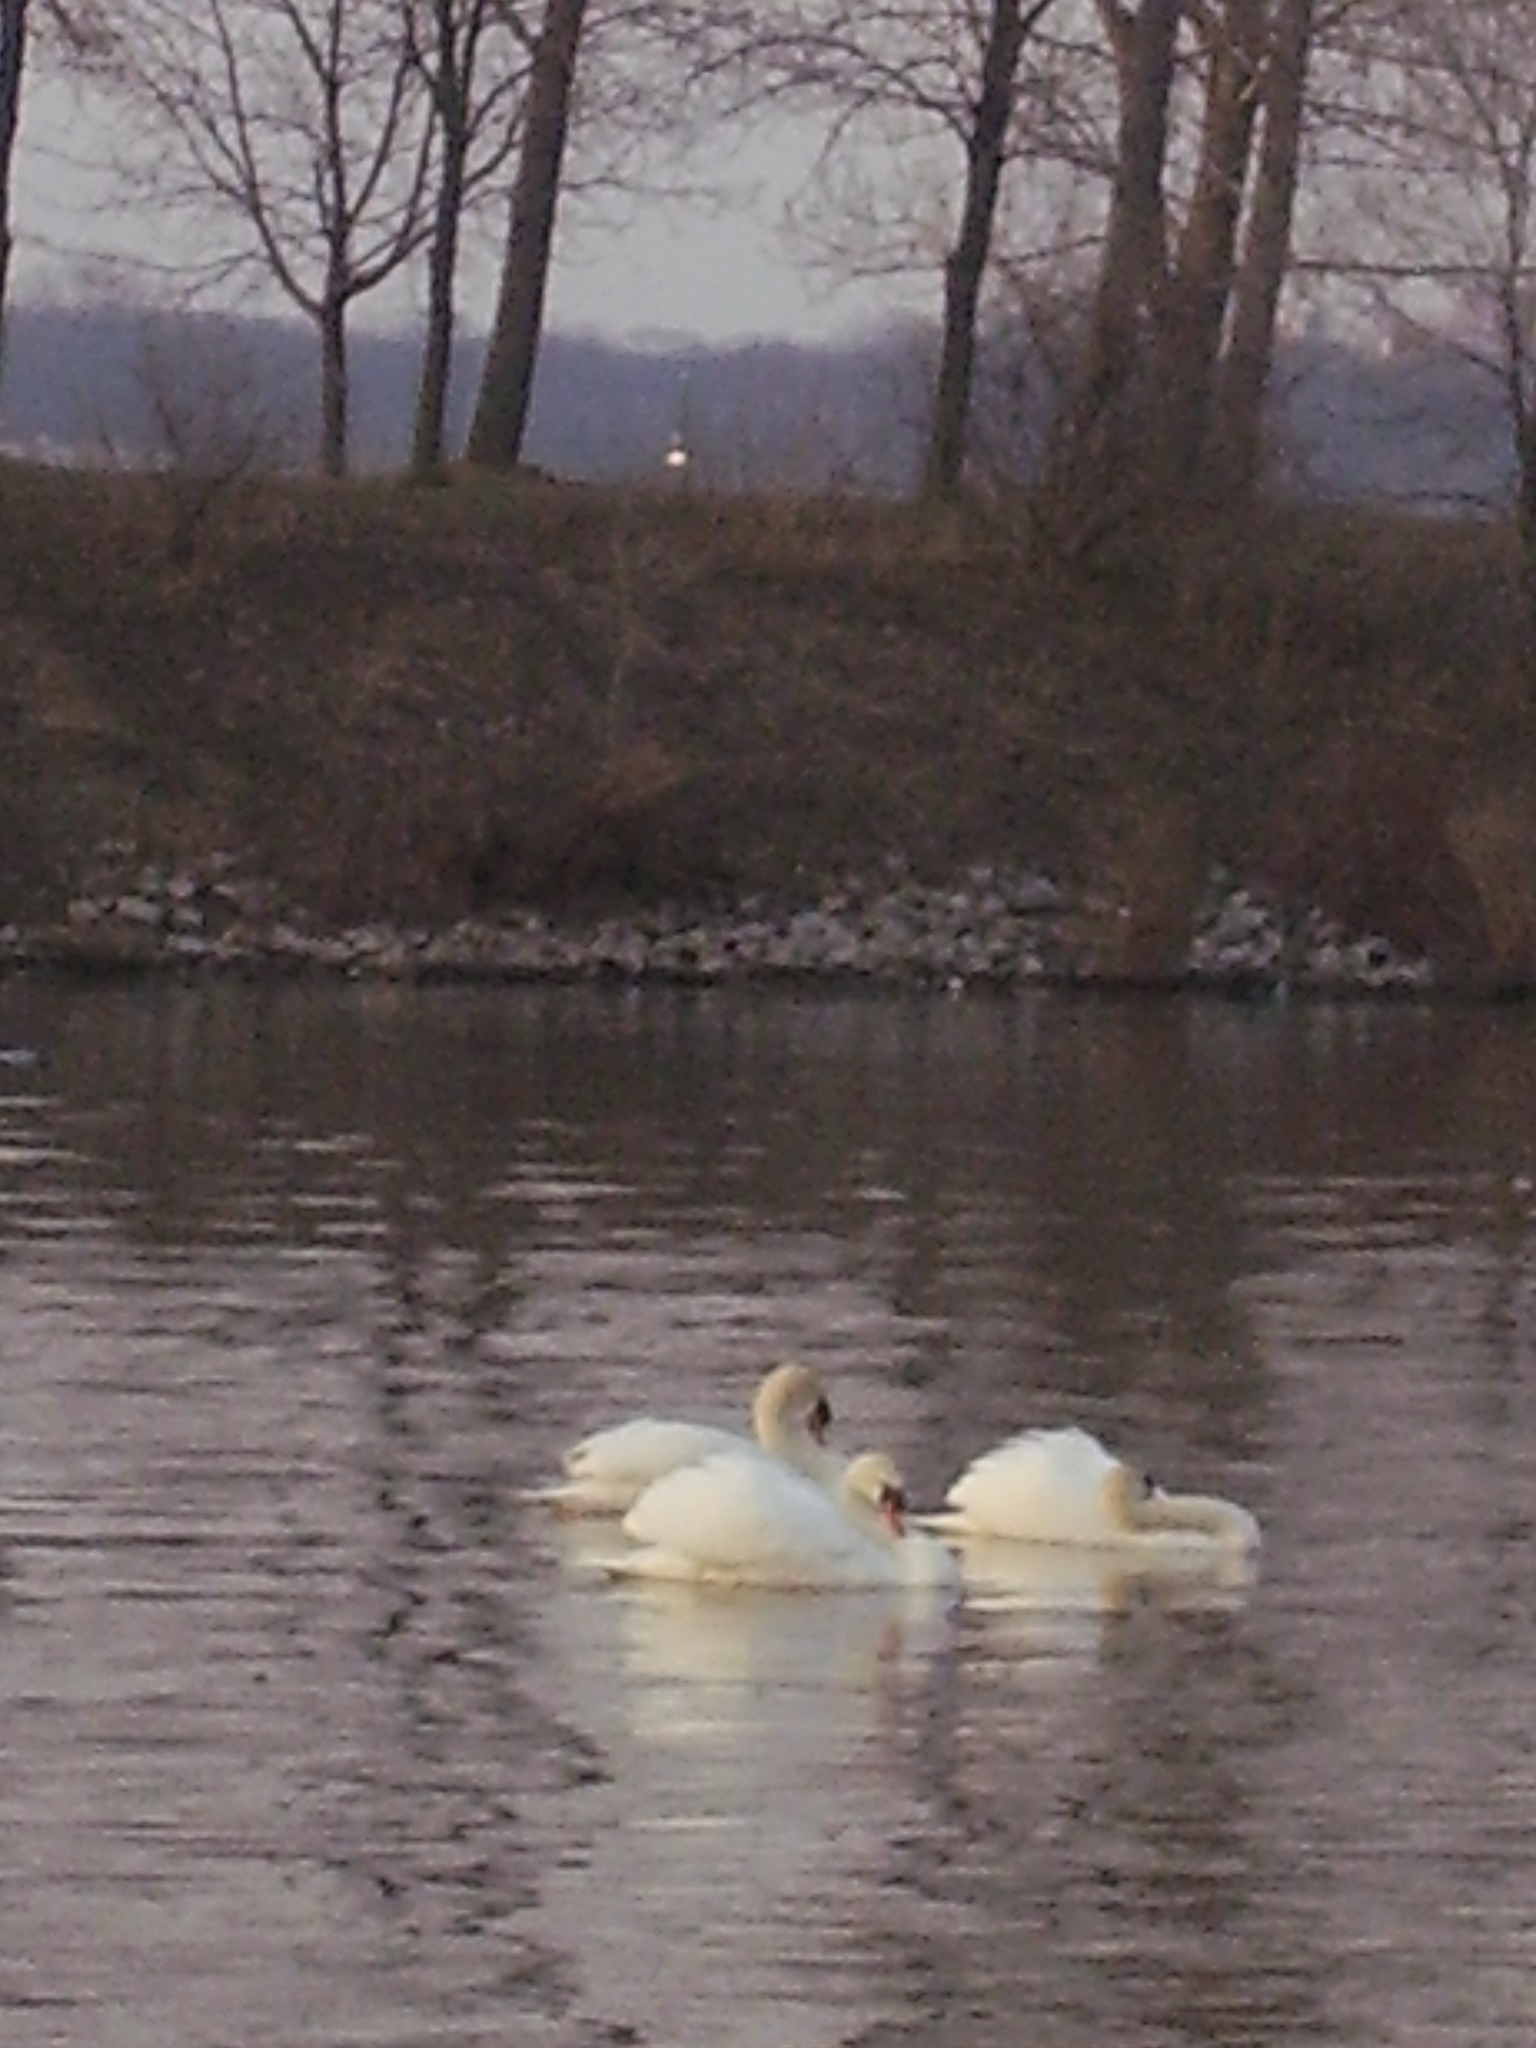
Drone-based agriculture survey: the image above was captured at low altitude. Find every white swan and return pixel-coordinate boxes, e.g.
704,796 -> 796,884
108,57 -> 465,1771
922,1426 -> 1260,1556
529,1360 -> 837,1516
610,1448 -> 963,1593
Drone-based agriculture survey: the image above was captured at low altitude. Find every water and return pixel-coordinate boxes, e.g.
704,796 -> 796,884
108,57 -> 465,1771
3,979 -> 1536,2048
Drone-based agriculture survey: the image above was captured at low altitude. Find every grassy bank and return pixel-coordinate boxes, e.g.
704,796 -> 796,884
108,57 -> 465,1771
3,456 -> 1535,989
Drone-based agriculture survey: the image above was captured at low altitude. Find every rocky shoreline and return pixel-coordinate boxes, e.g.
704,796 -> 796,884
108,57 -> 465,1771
0,855 -> 1437,997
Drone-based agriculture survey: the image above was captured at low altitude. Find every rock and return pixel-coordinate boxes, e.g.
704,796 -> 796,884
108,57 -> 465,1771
0,856 -> 1452,997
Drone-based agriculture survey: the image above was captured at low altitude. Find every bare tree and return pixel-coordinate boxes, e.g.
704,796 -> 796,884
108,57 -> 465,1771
670,0 -> 1080,499
70,0 -> 441,476
402,0 -> 527,475
1045,0 -> 1181,502
749,0 -> 1324,510
0,0 -> 28,380
925,0 -> 1064,495
464,0 -> 586,467
1153,0 -> 1269,478
1326,3 -> 1536,606
1041,0 -> 1323,521
1207,0 -> 1316,492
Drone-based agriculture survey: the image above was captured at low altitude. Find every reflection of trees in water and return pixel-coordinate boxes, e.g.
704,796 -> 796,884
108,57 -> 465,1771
3,972 -> 1496,1500
846,1587 -> 1325,2048
855,996 -> 1272,1497
882,999 -> 1265,1405
1226,1034 -> 1536,2048
335,1293 -> 602,2033
1080,1604 -> 1327,2045
17,973 -> 1536,1545
18,976 -> 1536,1466
12,975 -> 1536,2043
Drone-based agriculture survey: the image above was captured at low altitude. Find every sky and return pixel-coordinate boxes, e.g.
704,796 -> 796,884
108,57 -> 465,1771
12,74 -> 926,350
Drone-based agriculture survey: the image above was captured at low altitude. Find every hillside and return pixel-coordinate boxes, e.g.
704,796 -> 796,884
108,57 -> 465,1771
0,302 -> 1519,506
0,304 -> 929,489
3,457 -> 1535,992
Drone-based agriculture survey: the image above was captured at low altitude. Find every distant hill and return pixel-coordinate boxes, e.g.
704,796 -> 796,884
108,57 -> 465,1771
0,297 -> 1519,510
1273,334 -> 1512,510
0,301 -> 931,490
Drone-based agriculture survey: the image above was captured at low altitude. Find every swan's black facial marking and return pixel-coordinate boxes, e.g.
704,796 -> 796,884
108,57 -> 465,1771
808,1394 -> 833,1444
878,1480 -> 908,1535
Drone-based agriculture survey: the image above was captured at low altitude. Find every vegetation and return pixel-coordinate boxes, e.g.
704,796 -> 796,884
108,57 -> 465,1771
4,455 -> 1536,989
5,6 -> 1536,525
5,8 -> 1536,1002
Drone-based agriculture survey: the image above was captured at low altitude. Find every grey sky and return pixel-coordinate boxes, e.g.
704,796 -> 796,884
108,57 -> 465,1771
13,76 -> 923,347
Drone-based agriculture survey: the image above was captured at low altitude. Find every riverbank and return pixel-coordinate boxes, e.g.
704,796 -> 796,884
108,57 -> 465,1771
2,458 -> 1533,994
1,851 -> 1431,995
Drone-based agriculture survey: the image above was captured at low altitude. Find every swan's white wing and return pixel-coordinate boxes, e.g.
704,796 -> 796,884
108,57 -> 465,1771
534,1418 -> 747,1515
565,1416 -> 744,1483
619,1451 -> 885,1588
935,1427 -> 1259,1556
940,1426 -> 1121,1544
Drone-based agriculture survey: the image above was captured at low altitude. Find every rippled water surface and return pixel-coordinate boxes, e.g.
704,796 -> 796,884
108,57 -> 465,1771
4,980 -> 1536,2047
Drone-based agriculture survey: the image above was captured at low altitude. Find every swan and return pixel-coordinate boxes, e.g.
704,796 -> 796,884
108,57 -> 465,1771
610,1448 -> 963,1593
529,1360 -> 837,1516
922,1426 -> 1260,1556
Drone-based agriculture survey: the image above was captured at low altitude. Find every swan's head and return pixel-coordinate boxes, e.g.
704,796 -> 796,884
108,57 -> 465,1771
1105,1461 -> 1261,1552
842,1451 -> 909,1536
1102,1462 -> 1154,1527
755,1361 -> 833,1446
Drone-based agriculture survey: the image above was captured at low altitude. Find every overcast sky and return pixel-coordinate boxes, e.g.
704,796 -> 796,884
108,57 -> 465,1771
13,75 -> 925,348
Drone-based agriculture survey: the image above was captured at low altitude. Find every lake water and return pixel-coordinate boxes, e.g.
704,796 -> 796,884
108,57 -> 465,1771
3,978 -> 1536,2048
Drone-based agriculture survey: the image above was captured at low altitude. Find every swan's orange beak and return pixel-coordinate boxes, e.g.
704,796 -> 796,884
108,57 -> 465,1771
879,1482 -> 907,1537
808,1395 -> 833,1444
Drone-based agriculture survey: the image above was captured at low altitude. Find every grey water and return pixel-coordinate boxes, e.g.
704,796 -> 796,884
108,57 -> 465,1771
3,978 -> 1536,2048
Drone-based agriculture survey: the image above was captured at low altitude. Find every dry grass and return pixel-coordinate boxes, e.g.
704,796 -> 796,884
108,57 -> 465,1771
3,456 -> 1535,986
1446,788 -> 1536,991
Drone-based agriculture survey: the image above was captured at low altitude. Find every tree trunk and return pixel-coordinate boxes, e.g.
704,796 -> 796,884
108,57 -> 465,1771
1154,0 -> 1264,484
411,0 -> 484,478
1502,271 -> 1536,654
1044,0 -> 1181,499
318,289 -> 350,479
412,103 -> 469,475
1519,418 -> 1536,646
1208,0 -> 1316,497
0,0 -> 28,388
922,0 -> 1036,499
465,0 -> 588,469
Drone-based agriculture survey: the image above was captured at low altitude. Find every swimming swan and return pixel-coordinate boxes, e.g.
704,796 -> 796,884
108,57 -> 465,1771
530,1360 -> 837,1516
922,1426 -> 1260,1555
611,1448 -> 963,1593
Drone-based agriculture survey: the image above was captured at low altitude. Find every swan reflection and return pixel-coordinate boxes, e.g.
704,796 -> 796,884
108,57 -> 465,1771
545,1511 -> 1255,1674
530,1523 -> 956,2048
529,1471 -> 1257,2044
957,1534 -> 1259,1661
614,1576 -> 954,1707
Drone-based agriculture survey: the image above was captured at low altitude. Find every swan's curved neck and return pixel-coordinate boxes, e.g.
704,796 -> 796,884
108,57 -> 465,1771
753,1370 -> 825,1472
836,1459 -> 908,1548
1131,1486 -> 1256,1548
857,1483 -> 907,1542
